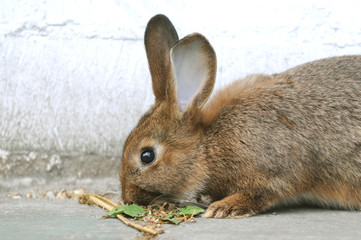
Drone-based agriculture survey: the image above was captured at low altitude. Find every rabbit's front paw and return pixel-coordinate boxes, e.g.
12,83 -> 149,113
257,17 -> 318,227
202,198 -> 255,218
202,190 -> 276,218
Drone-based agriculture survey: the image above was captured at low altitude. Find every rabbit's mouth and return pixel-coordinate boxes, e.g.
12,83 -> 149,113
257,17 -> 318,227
148,192 -> 212,208
122,183 -> 211,209
122,183 -> 163,205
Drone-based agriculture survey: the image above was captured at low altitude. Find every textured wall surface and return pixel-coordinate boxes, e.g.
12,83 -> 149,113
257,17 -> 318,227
1,0 -> 361,186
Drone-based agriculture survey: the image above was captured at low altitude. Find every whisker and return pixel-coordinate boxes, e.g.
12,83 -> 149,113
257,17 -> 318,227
162,197 -> 209,209
148,195 -> 209,209
149,194 -> 167,205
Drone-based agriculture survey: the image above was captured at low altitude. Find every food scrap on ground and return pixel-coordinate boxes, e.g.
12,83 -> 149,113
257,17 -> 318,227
79,193 -> 205,237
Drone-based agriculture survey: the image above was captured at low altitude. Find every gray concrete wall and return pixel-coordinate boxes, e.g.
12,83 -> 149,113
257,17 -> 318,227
1,0 -> 361,190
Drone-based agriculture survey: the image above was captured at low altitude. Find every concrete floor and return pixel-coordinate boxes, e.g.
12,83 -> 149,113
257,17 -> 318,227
1,196 -> 360,240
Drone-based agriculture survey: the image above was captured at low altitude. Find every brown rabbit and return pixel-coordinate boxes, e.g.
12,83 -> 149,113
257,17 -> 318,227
120,14 -> 361,218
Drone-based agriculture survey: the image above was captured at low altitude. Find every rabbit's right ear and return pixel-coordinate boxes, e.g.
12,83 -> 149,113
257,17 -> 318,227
170,33 -> 217,119
144,14 -> 179,104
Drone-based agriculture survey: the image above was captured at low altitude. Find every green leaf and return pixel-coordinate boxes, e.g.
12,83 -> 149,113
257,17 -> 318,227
107,205 -> 126,216
177,205 -> 205,216
162,217 -> 180,225
123,204 -> 146,217
107,204 -> 146,217
157,211 -> 180,225
166,211 -> 174,218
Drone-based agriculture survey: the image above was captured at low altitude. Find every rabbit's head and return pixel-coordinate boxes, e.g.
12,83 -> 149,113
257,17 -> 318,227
120,14 -> 217,205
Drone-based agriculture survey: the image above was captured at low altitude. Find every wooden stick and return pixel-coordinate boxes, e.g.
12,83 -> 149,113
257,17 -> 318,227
85,194 -> 161,235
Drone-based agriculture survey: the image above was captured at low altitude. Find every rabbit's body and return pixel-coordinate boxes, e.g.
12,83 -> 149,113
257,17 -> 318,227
120,14 -> 361,218
201,56 -> 361,216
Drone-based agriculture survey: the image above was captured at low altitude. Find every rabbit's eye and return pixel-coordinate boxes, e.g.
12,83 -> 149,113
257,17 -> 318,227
140,148 -> 155,165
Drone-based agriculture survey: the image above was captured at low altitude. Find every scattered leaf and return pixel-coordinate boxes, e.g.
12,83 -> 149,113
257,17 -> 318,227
108,204 -> 146,217
177,205 -> 205,216
157,211 -> 180,225
81,194 -> 206,236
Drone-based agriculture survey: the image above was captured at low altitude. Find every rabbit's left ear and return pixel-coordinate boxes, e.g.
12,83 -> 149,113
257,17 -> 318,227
170,33 -> 217,113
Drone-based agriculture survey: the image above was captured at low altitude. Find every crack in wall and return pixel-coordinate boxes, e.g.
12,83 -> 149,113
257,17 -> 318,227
8,20 -> 78,35
3,20 -> 143,41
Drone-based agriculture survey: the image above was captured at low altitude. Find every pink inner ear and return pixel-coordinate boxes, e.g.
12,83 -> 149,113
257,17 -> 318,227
170,38 -> 209,112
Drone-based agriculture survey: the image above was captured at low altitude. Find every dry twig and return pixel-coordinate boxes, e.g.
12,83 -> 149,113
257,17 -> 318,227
82,194 -> 162,236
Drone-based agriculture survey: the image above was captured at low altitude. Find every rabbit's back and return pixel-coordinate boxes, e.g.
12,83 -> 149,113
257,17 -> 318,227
280,55 -> 361,81
204,55 -> 361,207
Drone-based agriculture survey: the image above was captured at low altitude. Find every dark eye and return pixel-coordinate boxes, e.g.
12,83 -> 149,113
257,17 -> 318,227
140,148 -> 155,165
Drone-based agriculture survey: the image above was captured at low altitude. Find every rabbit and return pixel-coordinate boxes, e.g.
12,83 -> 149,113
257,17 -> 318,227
120,14 -> 361,218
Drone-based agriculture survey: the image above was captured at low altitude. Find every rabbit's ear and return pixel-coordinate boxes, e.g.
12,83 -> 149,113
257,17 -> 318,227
144,14 -> 179,103
170,33 -> 217,112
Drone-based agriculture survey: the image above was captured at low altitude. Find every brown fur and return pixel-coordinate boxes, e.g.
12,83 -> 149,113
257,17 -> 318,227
120,14 -> 361,218
201,74 -> 273,126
